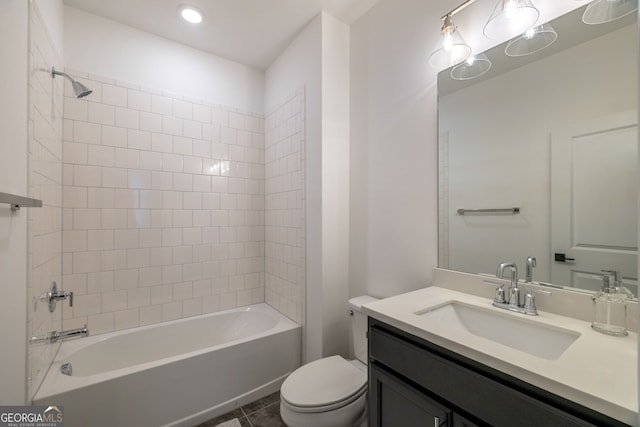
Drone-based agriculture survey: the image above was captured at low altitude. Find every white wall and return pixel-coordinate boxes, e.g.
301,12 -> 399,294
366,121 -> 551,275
64,6 -> 264,114
0,0 -> 29,405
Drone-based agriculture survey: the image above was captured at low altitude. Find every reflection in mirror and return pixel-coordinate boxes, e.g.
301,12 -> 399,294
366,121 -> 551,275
437,4 -> 638,297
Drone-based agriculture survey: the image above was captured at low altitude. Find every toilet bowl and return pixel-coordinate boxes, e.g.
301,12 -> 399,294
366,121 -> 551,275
280,296 -> 378,427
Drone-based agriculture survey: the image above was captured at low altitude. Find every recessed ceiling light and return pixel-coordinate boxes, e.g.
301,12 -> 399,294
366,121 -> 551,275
179,5 -> 203,24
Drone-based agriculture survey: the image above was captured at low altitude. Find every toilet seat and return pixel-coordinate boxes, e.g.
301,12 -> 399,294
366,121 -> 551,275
281,355 -> 367,413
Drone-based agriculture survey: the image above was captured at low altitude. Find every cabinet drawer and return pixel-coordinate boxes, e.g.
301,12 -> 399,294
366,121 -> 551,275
369,323 -> 600,427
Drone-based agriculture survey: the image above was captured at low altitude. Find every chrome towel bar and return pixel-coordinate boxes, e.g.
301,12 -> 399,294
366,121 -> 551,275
457,207 -> 520,215
0,191 -> 43,211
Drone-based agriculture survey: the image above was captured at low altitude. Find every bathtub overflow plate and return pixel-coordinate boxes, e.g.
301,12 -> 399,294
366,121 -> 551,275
60,363 -> 72,376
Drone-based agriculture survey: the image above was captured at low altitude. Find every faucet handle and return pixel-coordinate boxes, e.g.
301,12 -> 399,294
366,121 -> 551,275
482,279 -> 508,304
523,286 -> 552,316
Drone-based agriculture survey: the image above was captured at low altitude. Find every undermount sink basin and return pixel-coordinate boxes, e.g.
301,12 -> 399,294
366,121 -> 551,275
416,301 -> 580,360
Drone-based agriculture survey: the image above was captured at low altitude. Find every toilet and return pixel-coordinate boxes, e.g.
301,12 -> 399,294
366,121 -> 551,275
280,296 -> 378,427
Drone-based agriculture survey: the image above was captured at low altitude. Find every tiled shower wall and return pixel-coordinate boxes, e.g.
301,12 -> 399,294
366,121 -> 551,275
27,3 -> 64,399
61,71 -> 265,335
264,89 -> 306,324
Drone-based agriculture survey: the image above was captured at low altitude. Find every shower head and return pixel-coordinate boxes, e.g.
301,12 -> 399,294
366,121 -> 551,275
51,67 -> 93,98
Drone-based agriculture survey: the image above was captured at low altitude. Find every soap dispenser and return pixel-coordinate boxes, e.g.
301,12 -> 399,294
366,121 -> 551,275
591,270 -> 631,337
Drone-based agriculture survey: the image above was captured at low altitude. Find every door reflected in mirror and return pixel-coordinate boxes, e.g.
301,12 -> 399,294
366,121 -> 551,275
437,4 -> 638,297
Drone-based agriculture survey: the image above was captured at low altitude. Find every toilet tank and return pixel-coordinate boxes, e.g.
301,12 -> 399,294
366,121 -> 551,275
348,296 -> 379,364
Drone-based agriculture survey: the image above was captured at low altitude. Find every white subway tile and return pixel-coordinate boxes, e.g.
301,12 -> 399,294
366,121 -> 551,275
202,294 -> 221,313
161,301 -> 182,321
220,292 -> 237,310
127,170 -> 152,190
88,102 -> 115,125
115,309 -> 139,330
193,210 -> 211,227
101,250 -> 127,271
151,210 -> 173,228
139,151 -> 163,171
151,95 -> 172,115
101,125 -> 127,148
212,210 -> 228,226
140,190 -> 162,209
193,279 -> 212,297
182,299 -> 202,317
220,227 -> 237,243
115,148 -> 139,169
115,229 -> 139,249
193,244 -> 211,263
64,141 -> 88,165
183,229 -> 203,246
114,189 -> 139,208
73,208 -> 101,230
173,99 -> 192,120
140,111 -> 162,132
73,165 -> 101,187
183,192 -> 202,210
102,290 -> 127,312
172,173 -> 193,191
102,167 -> 128,188
73,121 -> 101,144
211,108 -> 228,126
115,107 -> 140,129
162,116 -> 183,136
150,247 -> 172,266
128,90 -> 151,112
63,230 -> 87,252
229,112 -> 246,130
193,139 -> 211,158
73,251 -> 101,273
127,209 -> 150,228
182,156 -> 202,175
73,293 -> 102,316
127,288 -> 150,308
115,269 -> 139,290
193,104 -> 211,123
173,210 -> 193,228
203,227 -> 220,244
139,229 -> 161,248
139,267 -> 162,287
211,177 -> 229,193
151,171 -> 173,190
88,230 -> 114,251
101,209 -> 127,229
172,245 -> 193,264
221,127 -> 237,145
173,282 -> 192,301
127,248 -> 150,268
237,290 -> 252,307
151,284 -> 173,305
88,145 -> 115,167
102,84 -> 127,107
162,228 -> 182,247
151,133 -> 173,153
128,129 -> 151,150
162,191 -> 182,209
212,142 -> 229,160
63,186 -> 88,208
162,153 -> 183,172
139,305 -> 161,326
88,313 -> 115,335
183,120 -> 202,139
203,193 -> 221,210
64,98 -> 88,121
162,265 -> 182,284
172,136 -> 193,155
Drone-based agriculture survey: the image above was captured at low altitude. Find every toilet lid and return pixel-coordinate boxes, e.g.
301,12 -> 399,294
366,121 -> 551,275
281,356 -> 367,409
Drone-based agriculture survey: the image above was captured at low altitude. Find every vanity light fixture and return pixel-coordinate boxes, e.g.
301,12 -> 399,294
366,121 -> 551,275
483,0 -> 540,40
582,0 -> 638,25
504,23 -> 557,57
179,5 -> 204,24
450,53 -> 492,80
430,0 -> 481,69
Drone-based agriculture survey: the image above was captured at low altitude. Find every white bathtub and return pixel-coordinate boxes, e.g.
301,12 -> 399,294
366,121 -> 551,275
34,303 -> 301,427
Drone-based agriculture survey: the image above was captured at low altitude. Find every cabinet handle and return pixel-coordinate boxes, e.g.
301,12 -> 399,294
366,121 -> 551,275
433,416 -> 440,427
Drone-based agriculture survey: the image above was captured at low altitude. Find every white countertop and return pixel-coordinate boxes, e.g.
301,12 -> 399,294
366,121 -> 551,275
363,286 -> 638,426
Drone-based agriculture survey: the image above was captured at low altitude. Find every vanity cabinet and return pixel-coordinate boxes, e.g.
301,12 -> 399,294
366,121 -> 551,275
368,318 -> 628,427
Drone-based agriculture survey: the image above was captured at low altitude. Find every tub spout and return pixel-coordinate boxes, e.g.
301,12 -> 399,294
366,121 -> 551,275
31,325 -> 89,344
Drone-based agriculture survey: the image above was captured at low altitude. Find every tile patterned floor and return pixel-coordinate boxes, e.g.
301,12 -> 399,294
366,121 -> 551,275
197,391 -> 286,427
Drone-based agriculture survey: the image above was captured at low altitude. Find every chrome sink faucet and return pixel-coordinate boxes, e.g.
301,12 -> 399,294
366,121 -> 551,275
497,262 -> 520,308
525,256 -> 536,283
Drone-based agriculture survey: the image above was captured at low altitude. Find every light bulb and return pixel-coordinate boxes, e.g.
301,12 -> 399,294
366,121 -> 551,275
443,33 -> 454,52
505,0 -> 517,19
524,27 -> 535,39
466,56 -> 476,66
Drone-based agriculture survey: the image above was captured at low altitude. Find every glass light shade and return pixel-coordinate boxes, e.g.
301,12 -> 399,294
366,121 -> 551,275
484,0 -> 540,40
180,6 -> 203,24
429,25 -> 472,69
450,53 -> 492,80
582,0 -> 638,25
504,23 -> 557,57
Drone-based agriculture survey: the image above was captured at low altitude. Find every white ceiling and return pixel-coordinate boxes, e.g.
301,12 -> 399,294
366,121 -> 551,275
62,0 -> 380,70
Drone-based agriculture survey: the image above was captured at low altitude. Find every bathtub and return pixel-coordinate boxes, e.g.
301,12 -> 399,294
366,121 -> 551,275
33,303 -> 301,427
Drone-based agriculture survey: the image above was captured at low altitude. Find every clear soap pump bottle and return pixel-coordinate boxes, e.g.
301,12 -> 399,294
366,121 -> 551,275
592,270 -> 631,337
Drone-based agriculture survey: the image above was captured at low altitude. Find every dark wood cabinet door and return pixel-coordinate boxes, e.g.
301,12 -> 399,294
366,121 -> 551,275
370,364 -> 451,427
